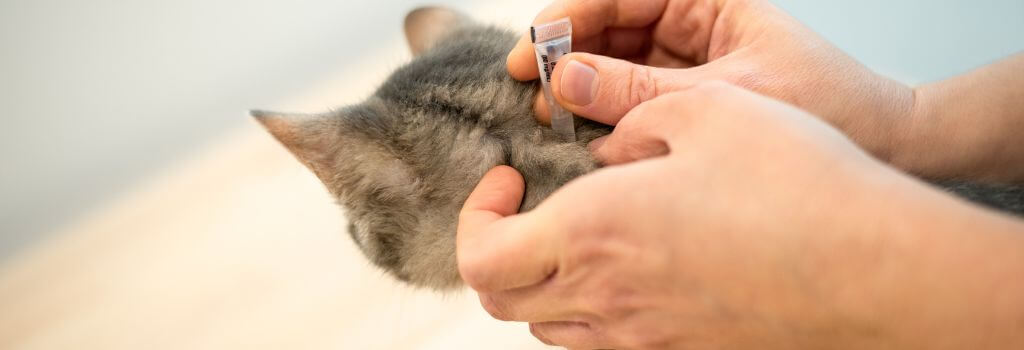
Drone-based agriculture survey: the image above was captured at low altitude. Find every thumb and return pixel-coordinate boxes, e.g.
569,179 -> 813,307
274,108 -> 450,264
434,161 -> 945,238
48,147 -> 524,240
457,166 -> 559,293
551,53 -> 706,125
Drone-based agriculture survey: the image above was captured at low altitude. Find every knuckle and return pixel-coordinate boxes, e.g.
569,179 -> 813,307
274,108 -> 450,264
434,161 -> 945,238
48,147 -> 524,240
615,102 -> 657,135
627,64 -> 660,108
458,265 -> 492,293
457,253 -> 492,292
529,323 -> 556,346
591,298 -> 626,320
692,79 -> 734,95
479,294 -> 515,321
614,324 -> 675,350
589,286 -> 637,320
620,98 -> 676,132
651,80 -> 737,112
563,224 -> 611,256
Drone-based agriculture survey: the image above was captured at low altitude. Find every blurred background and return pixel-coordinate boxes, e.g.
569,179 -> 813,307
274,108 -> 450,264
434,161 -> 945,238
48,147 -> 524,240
3,0 -> 1024,265
0,0 -> 1022,349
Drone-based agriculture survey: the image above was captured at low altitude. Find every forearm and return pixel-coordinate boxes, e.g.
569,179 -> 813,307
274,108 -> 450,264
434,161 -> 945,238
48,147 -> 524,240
892,53 -> 1024,182
832,172 -> 1024,349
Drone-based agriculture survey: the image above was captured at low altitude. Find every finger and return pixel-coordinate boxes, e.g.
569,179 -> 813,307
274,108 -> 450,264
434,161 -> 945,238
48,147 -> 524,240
507,35 -> 539,81
589,81 -> 758,165
459,165 -> 524,221
601,27 -> 653,60
473,272 -> 591,322
645,44 -> 701,68
531,29 -> 652,125
530,321 -> 612,349
457,167 -> 561,293
588,84 -> 739,165
476,288 -> 578,323
507,0 -> 669,81
588,113 -> 671,166
558,26 -> 654,68
551,53 -> 710,125
533,90 -> 550,125
542,0 -> 668,39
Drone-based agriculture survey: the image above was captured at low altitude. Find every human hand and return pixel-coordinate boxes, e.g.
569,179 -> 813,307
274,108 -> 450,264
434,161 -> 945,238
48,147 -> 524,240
511,0 -> 914,163
461,82 -> 892,348
458,82 -> 1024,349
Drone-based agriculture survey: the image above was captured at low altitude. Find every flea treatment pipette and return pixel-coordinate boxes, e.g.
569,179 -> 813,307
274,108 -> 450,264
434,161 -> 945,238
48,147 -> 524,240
531,18 -> 575,142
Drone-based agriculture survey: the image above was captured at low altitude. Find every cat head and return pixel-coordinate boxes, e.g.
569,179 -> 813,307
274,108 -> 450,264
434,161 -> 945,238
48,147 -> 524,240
252,7 -> 534,289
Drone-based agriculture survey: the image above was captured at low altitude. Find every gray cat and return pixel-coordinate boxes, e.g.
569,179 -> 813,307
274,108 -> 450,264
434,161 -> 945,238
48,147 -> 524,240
253,7 -> 1023,290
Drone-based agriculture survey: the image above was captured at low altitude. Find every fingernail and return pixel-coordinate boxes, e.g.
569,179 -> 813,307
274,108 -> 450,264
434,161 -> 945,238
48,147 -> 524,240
560,60 -> 598,106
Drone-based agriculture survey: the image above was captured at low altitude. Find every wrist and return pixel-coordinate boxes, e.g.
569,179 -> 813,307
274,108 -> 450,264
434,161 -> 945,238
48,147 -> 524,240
884,83 -> 942,179
816,70 -> 917,171
887,82 -> 984,180
853,76 -> 917,170
885,55 -> 1024,182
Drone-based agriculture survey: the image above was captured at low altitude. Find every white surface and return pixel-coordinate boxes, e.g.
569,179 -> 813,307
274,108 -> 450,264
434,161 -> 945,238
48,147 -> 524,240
0,124 -> 552,349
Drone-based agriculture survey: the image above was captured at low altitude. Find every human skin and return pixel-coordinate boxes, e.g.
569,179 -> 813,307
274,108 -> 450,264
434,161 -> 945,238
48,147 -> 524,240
508,0 -> 1024,183
457,82 -> 1024,349
470,0 -> 1024,347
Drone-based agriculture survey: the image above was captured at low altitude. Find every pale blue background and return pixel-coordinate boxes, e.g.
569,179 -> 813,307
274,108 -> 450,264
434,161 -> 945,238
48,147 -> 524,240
1,0 -> 1022,259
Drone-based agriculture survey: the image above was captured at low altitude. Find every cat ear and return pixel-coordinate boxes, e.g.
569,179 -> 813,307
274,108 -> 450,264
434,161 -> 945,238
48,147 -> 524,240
251,110 -> 342,184
404,6 -> 470,56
